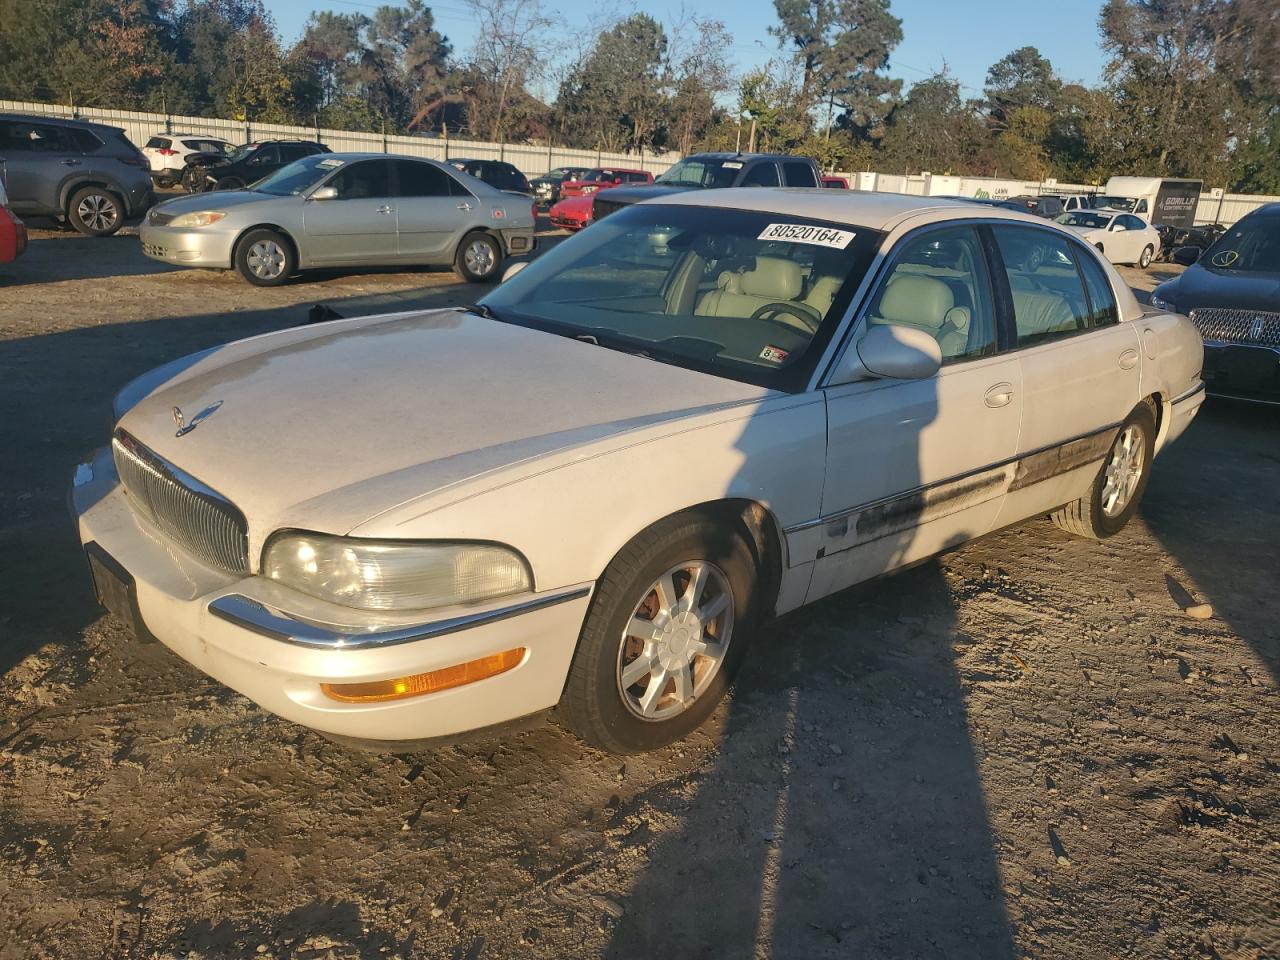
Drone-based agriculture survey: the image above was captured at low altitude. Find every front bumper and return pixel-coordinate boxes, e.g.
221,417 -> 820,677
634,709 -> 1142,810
548,209 -> 588,231
71,446 -> 592,743
1201,342 -> 1280,405
139,221 -> 237,268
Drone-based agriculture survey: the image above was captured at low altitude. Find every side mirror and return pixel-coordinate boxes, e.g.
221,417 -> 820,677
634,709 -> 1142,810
1112,222 -> 1126,231
856,324 -> 942,380
1173,245 -> 1202,266
501,261 -> 529,283
310,185 -> 338,201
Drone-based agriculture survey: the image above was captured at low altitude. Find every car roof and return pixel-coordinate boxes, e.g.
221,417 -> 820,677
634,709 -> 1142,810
646,188 -> 1055,231
0,112 -> 122,134
684,152 -> 813,162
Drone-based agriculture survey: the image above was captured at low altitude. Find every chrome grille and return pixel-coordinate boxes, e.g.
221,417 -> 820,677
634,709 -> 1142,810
1189,308 -> 1280,347
112,431 -> 249,574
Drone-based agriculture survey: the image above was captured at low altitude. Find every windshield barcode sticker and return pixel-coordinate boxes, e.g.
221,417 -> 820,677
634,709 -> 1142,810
757,223 -> 856,248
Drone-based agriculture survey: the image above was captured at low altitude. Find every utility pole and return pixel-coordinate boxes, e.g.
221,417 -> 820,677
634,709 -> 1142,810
748,118 -> 757,153
735,117 -> 742,153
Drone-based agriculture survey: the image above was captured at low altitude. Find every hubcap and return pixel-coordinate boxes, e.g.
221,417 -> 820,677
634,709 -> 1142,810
78,194 -> 118,231
617,561 -> 734,721
464,239 -> 495,276
247,240 -> 286,279
1101,424 -> 1145,517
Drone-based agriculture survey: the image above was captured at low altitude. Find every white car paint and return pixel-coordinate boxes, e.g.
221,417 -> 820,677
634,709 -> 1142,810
1058,209 -> 1161,266
73,190 -> 1205,747
141,132 -> 233,180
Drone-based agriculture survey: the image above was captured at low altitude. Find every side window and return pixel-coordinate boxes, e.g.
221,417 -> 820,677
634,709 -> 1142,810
8,122 -> 72,152
866,226 -> 997,364
993,226 -> 1092,346
1075,249 -> 1119,327
247,145 -> 278,165
146,136 -> 170,149
741,162 -> 780,187
71,129 -> 102,153
393,160 -> 454,197
1135,199 -> 1148,214
1125,215 -> 1146,231
782,161 -> 818,188
329,159 -> 393,198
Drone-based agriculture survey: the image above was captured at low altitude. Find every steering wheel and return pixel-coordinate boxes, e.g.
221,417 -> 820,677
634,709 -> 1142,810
750,301 -> 823,333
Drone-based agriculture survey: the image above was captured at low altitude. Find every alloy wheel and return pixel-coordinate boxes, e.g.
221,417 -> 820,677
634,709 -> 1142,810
617,560 -> 735,721
78,194 -> 119,232
246,240 -> 286,280
464,238 -> 496,276
1101,425 -> 1145,517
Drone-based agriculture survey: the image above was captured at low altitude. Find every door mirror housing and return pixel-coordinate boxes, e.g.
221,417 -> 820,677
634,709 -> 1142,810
856,324 -> 943,380
500,261 -> 529,283
309,185 -> 338,201
1173,245 -> 1202,266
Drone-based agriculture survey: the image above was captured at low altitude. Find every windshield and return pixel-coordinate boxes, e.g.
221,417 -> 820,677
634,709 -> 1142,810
1093,195 -> 1136,213
479,205 -> 884,391
1201,215 -> 1280,273
251,155 -> 345,195
583,170 -> 615,182
225,143 -> 256,163
1055,211 -> 1112,229
656,158 -> 740,189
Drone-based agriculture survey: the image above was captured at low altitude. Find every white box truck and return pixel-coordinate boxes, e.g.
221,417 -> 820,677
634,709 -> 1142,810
1093,176 -> 1202,228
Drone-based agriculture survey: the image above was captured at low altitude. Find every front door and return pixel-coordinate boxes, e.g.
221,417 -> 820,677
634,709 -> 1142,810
986,224 -> 1142,526
303,158 -> 398,265
390,159 -> 474,263
808,224 -> 1024,602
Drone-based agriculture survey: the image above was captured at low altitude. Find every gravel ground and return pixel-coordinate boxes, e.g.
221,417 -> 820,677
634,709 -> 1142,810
0,230 -> 1276,960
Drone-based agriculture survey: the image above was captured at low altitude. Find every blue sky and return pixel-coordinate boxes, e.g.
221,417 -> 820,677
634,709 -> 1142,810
270,0 -> 1109,99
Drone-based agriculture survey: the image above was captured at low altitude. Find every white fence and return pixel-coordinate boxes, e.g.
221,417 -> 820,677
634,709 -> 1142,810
0,99 -> 683,178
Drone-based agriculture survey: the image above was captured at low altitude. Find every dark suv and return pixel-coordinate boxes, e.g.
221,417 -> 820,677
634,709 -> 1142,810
0,113 -> 154,236
448,159 -> 532,195
591,152 -> 823,222
186,140 -> 331,193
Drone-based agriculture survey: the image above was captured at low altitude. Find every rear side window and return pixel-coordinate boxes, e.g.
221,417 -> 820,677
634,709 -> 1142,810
783,161 -> 818,187
741,163 -> 780,187
280,143 -> 317,161
393,160 -> 455,197
1,121 -> 77,153
992,226 -> 1092,345
329,159 -> 393,198
867,225 -> 997,364
146,136 -> 170,149
488,165 -> 526,190
247,145 -> 279,165
1075,250 -> 1119,327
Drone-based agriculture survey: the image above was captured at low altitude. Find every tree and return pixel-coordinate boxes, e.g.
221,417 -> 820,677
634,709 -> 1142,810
665,16 -> 735,154
876,72 -> 986,174
461,0 -> 552,142
983,46 -> 1060,129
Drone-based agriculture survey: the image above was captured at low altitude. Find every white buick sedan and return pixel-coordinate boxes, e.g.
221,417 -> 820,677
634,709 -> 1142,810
73,192 -> 1205,754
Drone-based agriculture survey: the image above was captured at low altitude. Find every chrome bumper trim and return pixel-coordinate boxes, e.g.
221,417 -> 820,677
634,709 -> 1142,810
207,585 -> 591,650
1171,381 -> 1206,406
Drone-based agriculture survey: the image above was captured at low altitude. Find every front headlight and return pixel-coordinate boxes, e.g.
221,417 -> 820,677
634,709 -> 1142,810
262,532 -> 532,612
169,211 -> 227,228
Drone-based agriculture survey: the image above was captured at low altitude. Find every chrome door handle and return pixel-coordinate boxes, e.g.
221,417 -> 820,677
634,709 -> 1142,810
1118,348 -> 1139,370
984,383 -> 1014,408
456,202 -> 472,211
377,205 -> 394,214
61,158 -> 81,166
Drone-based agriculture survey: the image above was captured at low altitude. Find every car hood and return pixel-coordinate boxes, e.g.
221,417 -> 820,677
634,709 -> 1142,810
152,190 -> 280,216
1062,224 -> 1103,239
1166,264 -> 1280,312
116,309 -> 768,553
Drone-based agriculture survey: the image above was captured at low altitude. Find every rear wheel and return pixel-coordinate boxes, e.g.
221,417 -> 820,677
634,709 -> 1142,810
1051,404 -> 1156,539
454,231 -> 503,283
1138,244 -> 1154,269
67,187 -> 123,236
234,228 -> 295,286
559,512 -> 759,754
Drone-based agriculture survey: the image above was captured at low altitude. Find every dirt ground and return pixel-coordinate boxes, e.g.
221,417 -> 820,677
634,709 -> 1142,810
0,227 -> 1277,960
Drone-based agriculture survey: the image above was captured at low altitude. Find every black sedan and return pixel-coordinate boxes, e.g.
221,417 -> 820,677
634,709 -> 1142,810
1152,203 -> 1280,404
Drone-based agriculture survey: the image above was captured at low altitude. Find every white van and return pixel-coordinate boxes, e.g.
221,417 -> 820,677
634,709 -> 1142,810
1093,176 -> 1202,227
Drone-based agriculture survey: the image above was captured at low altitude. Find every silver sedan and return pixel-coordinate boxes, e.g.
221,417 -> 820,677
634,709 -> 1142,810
139,153 -> 536,285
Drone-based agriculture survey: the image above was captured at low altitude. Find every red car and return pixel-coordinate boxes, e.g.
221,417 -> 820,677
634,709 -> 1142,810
821,175 -> 850,189
0,184 -> 28,264
548,194 -> 596,231
559,167 -> 653,199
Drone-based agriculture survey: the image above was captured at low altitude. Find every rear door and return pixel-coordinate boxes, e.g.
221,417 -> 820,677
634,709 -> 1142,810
302,158 -> 398,264
988,224 -> 1141,526
739,161 -> 780,187
392,159 -> 474,263
782,160 -> 818,188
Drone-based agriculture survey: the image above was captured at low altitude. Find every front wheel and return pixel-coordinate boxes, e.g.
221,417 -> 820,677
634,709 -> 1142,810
558,512 -> 759,753
234,228 -> 295,286
1051,404 -> 1156,539
1138,244 -> 1154,269
454,232 -> 503,283
67,187 -> 123,236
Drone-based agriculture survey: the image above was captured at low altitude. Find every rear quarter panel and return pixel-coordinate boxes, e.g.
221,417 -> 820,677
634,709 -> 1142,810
1137,309 -> 1204,450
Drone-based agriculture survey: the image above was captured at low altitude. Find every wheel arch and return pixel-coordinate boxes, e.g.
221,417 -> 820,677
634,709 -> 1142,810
234,222 -> 301,264
59,177 -> 123,213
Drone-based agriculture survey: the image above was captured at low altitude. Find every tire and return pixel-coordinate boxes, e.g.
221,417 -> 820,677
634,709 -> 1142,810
558,512 -> 760,754
234,228 -> 295,286
67,186 -> 123,236
1051,404 -> 1156,539
214,177 -> 245,191
454,231 -> 503,283
1138,244 -> 1154,269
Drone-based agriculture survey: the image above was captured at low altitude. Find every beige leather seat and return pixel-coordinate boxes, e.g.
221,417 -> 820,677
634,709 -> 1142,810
869,274 -> 969,357
696,257 -> 811,330
803,275 -> 843,316
1009,287 -> 1077,336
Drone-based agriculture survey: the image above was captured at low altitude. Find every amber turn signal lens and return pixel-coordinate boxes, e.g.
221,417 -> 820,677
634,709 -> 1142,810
320,648 -> 525,703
